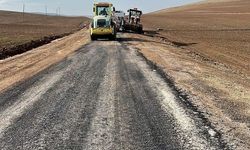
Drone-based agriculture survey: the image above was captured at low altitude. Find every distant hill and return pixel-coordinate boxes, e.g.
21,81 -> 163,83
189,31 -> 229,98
143,0 -> 250,30
149,0 -> 249,14
0,10 -> 89,26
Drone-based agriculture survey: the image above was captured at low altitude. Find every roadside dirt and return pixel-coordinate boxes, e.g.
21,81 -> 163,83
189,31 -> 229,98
139,0 -> 250,149
0,29 -> 90,93
143,0 -> 250,75
122,32 -> 250,149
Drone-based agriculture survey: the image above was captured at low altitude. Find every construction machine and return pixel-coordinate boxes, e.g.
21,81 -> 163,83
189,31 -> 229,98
113,10 -> 125,32
90,2 -> 116,40
124,8 -> 143,34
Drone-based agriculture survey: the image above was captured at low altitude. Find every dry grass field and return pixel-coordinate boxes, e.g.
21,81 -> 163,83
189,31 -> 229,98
0,10 -> 89,50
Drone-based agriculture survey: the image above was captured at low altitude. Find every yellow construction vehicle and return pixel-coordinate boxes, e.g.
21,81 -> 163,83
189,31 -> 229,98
90,2 -> 116,40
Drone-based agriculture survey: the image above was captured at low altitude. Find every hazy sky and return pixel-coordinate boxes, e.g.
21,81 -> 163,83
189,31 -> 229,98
0,0 -> 201,16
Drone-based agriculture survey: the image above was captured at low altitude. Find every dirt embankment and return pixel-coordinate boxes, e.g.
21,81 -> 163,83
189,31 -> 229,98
0,10 -> 89,59
136,0 -> 250,149
0,34 -> 68,60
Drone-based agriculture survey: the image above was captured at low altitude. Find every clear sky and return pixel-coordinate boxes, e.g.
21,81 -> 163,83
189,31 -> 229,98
0,0 -> 201,16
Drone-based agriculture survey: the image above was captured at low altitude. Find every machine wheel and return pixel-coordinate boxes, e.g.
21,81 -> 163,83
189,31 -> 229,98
110,26 -> 117,41
138,27 -> 144,34
109,34 -> 116,41
91,35 -> 97,41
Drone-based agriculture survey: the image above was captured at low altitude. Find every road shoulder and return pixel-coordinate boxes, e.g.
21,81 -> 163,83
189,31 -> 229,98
121,33 -> 250,149
0,29 -> 90,93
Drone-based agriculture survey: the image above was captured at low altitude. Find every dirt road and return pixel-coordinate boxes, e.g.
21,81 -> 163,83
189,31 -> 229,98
0,34 -> 223,149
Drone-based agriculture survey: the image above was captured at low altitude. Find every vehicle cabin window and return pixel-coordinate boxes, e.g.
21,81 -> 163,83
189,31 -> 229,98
97,6 -> 110,16
131,11 -> 141,17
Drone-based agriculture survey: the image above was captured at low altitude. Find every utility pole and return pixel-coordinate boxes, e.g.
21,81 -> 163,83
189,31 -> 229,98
56,7 -> 60,16
58,7 -> 61,16
45,5 -> 47,16
22,3 -> 25,22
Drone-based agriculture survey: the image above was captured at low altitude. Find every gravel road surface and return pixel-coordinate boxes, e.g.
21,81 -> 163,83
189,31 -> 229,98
0,35 -> 222,149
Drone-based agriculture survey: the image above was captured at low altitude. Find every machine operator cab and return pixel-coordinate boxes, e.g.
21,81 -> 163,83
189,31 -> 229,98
93,3 -> 115,16
128,8 -> 142,24
124,8 -> 143,34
